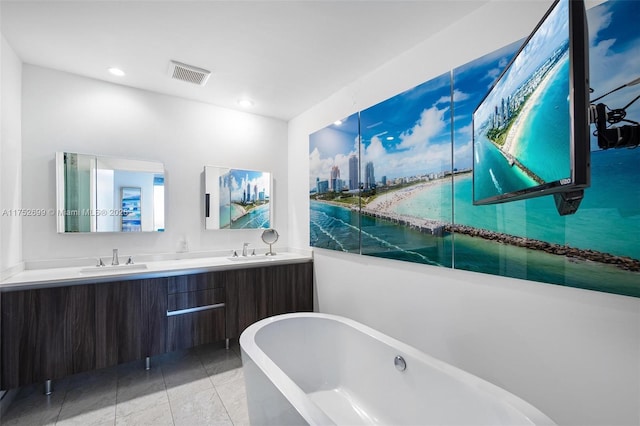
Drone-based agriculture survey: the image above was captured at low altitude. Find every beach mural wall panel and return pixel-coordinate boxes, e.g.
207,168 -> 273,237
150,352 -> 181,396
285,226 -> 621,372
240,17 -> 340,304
359,72 -> 453,267
309,113 -> 361,253
451,0 -> 639,296
308,0 -> 639,298
451,40 -> 528,277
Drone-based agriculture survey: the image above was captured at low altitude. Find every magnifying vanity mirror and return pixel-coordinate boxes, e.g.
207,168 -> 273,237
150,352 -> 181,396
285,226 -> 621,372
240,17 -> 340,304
204,166 -> 271,230
56,152 -> 165,233
261,228 -> 279,255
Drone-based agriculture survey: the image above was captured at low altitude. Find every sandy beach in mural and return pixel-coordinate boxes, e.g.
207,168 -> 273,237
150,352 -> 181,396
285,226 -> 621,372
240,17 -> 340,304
364,179 -> 447,213
359,178 -> 452,236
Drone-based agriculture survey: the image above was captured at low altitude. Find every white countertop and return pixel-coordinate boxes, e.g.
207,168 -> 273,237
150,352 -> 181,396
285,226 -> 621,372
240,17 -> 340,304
0,251 -> 313,291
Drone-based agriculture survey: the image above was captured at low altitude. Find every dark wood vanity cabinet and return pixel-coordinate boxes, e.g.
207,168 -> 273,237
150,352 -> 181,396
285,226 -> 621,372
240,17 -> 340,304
1,278 -> 168,389
225,262 -> 314,339
1,284 -> 96,389
0,260 -> 313,390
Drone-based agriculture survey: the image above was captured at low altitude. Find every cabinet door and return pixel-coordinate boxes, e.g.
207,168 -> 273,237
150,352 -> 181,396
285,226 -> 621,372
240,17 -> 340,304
224,268 -> 272,339
1,285 -> 95,389
271,262 -> 314,315
95,278 -> 168,368
95,281 -> 144,368
142,278 -> 168,357
67,284 -> 96,374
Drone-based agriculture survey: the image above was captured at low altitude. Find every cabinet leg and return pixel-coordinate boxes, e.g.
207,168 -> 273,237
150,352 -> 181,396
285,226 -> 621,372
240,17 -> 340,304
225,338 -> 230,350
44,379 -> 53,395
145,356 -> 151,370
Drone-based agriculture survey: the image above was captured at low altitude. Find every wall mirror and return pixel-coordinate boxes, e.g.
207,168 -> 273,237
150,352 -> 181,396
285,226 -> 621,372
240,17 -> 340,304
56,152 -> 165,233
204,166 -> 271,229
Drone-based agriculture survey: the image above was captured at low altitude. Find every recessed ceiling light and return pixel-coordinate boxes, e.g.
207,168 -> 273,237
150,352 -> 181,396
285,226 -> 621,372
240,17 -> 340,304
238,98 -> 254,108
108,67 -> 125,77
334,120 -> 342,126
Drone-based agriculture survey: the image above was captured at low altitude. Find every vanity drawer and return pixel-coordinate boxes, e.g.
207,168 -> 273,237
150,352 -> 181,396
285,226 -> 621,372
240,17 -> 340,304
166,307 -> 225,351
167,288 -> 225,312
167,272 -> 221,294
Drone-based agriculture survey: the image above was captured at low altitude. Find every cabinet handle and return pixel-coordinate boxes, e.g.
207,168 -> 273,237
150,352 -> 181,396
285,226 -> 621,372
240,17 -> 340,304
166,303 -> 224,317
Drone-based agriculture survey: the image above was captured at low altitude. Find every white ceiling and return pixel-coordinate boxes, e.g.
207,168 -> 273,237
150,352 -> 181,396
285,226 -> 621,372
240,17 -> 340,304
1,1 -> 489,120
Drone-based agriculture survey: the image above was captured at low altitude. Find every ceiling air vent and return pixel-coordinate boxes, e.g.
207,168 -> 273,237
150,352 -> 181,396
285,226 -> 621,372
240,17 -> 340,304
168,60 -> 211,86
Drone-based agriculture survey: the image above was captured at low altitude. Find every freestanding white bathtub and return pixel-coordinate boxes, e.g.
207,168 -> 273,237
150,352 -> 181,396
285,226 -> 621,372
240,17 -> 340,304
240,313 -> 555,426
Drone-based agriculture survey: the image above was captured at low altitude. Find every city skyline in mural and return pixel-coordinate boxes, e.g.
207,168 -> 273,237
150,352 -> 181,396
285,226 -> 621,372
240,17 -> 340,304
309,0 -> 639,298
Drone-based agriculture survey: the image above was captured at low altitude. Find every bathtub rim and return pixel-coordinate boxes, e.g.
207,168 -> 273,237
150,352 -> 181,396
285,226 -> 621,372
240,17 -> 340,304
240,313 -> 335,425
240,312 -> 556,426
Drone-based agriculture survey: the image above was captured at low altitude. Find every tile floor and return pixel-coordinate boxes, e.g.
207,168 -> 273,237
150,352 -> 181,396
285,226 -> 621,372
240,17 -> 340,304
0,342 -> 250,426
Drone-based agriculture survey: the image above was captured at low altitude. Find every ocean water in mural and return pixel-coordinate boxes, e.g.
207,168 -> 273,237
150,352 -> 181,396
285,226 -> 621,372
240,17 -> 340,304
309,0 -> 639,297
311,146 -> 639,296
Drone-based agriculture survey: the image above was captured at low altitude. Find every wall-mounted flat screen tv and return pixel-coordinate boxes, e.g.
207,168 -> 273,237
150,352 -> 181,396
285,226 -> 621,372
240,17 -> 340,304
472,0 -> 590,215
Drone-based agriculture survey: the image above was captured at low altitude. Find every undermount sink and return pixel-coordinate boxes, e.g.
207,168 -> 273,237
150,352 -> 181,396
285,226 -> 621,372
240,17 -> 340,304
79,263 -> 148,274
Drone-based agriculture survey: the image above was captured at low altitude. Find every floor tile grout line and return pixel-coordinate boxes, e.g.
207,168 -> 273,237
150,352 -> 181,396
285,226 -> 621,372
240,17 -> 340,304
114,360 -> 175,425
212,381 -> 236,426
53,380 -> 70,426
159,356 -> 178,426
114,366 -> 128,426
198,347 -> 236,424
114,365 -> 124,421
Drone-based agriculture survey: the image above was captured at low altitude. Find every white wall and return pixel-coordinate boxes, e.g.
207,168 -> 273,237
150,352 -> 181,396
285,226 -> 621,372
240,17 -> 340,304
1,35 -> 23,274
21,65 -> 288,262
288,1 -> 640,425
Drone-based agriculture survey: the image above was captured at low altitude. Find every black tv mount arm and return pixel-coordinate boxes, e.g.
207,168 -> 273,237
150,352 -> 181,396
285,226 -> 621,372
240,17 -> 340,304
589,77 -> 640,150
558,78 -> 640,216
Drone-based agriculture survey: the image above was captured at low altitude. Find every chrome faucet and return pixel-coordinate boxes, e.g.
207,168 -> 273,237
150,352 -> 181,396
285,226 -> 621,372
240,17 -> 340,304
242,242 -> 250,256
111,249 -> 119,266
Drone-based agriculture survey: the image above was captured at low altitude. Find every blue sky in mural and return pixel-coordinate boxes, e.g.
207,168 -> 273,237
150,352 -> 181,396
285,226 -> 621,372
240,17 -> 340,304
359,72 -> 451,180
309,113 -> 359,192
